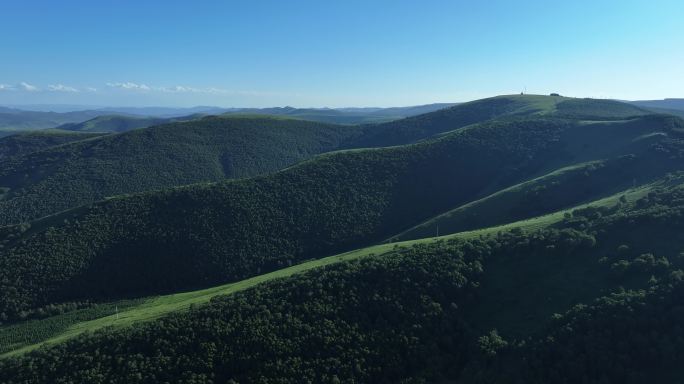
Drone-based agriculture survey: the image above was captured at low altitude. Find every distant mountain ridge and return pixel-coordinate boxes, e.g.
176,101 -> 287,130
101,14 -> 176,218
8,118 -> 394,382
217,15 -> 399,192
0,107 -> 112,135
629,98 -> 684,111
1,103 -> 459,134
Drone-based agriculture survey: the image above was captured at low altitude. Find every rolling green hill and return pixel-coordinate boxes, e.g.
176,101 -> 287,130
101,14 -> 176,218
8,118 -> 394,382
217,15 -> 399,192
0,107 -> 109,134
0,95 -> 595,225
0,103 -> 457,136
221,104 -> 459,124
0,130 -> 104,161
2,176 -> 683,383
0,175 -> 659,358
0,106 -> 681,323
0,116 -> 359,225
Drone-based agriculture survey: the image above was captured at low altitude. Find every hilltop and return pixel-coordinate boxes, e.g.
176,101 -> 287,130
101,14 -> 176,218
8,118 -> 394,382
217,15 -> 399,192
0,130 -> 104,160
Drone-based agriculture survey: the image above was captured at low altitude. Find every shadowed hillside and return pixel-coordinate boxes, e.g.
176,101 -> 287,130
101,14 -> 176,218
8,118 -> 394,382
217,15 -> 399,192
0,130 -> 104,160
0,116 -> 359,224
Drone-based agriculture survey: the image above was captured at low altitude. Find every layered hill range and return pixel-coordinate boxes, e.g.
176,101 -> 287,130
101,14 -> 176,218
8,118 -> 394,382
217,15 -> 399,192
0,103 -> 457,136
1,94 -> 684,382
0,95 -> 660,225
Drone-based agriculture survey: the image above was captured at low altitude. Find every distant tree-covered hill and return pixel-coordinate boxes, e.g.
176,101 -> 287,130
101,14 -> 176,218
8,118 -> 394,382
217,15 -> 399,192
56,114 -> 202,133
220,103 -> 459,125
629,98 -> 684,112
0,95 -> 654,226
0,107 -> 110,135
1,95 -> 684,383
0,116 -> 359,225
0,130 -> 104,160
352,95 -> 649,147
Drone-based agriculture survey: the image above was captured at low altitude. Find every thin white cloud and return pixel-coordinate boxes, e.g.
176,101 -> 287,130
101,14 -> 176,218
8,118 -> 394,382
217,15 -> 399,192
0,84 -> 13,91
48,84 -> 79,92
18,82 -> 38,91
111,83 -> 236,94
102,82 -> 285,98
85,87 -> 98,92
160,86 -> 276,96
106,82 -> 151,91
158,85 -> 201,93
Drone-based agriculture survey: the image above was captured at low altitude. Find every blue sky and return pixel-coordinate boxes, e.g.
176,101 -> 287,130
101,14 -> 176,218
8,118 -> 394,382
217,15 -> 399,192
1,0 -> 682,107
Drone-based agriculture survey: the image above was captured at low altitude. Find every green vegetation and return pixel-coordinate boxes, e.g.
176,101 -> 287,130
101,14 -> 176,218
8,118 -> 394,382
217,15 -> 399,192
0,107 -> 106,133
1,95 -> 684,382
0,116 -> 359,224
220,104 -> 459,124
351,94 -> 647,147
56,114 -> 200,133
0,129 -> 104,160
1,101 -> 682,323
554,97 -> 650,119
0,176 -> 663,358
0,117 -> 575,320
0,95 -> 655,226
392,149 -> 673,241
2,181 -> 684,382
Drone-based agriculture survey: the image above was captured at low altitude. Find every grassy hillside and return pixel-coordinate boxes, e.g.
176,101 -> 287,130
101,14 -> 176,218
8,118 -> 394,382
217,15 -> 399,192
1,111 -> 681,323
0,116 -> 359,225
392,147 -> 674,241
220,103 -> 459,124
2,178 -> 684,383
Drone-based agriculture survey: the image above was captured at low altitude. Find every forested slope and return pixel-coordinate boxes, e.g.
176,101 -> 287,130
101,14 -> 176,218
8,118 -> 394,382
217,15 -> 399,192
2,180 -> 684,383
56,114 -> 201,133
0,130 -> 103,161
351,94 -> 649,147
0,116 -> 358,225
0,95 -> 651,226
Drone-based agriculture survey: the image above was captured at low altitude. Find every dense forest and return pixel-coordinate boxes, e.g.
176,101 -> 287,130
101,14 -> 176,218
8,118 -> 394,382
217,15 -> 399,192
0,117 -> 572,321
2,181 -> 683,383
0,116 -> 359,225
0,130 -> 103,160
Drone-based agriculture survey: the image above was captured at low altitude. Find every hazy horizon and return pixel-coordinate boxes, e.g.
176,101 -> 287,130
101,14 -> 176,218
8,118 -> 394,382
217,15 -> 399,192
2,94 -> 683,113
